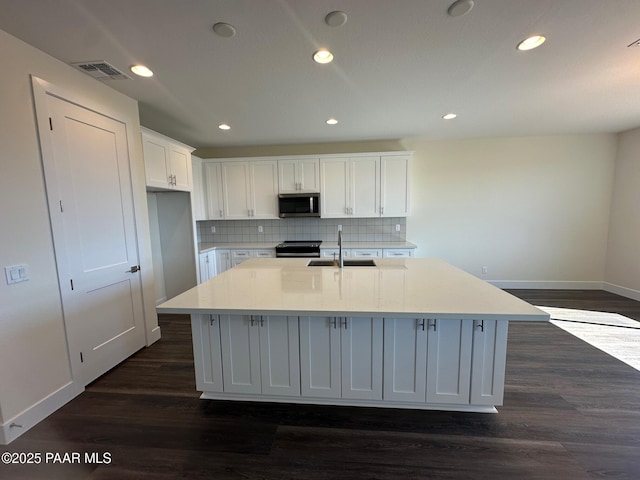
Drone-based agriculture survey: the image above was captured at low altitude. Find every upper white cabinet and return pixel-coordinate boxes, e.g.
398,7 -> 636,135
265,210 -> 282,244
141,127 -> 193,191
204,162 -> 224,220
320,153 -> 410,218
191,156 -> 207,221
380,155 -> 410,217
220,160 -> 279,219
278,158 -> 320,193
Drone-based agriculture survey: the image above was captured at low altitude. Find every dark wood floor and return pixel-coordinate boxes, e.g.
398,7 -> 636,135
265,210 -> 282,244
3,290 -> 640,479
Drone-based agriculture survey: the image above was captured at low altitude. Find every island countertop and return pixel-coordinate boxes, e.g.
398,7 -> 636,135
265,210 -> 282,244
157,258 -> 549,322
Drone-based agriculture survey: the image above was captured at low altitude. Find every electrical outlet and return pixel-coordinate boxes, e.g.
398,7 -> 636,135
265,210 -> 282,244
395,224 -> 401,232
211,226 -> 216,233
258,225 -> 263,233
337,224 -> 342,232
482,266 -> 488,275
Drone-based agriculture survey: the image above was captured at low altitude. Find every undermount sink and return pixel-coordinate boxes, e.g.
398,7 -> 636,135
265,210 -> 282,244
307,259 -> 376,267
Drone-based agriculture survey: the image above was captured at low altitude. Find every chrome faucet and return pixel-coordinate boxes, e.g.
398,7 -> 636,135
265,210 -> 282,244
338,230 -> 343,268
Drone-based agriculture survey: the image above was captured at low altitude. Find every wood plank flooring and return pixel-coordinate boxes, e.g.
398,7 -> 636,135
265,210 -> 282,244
2,290 -> 640,479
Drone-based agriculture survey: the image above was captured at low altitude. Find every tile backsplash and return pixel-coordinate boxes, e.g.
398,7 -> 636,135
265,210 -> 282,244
197,217 -> 406,244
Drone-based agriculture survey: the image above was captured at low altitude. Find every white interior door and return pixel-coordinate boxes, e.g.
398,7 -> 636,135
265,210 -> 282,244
36,91 -> 146,385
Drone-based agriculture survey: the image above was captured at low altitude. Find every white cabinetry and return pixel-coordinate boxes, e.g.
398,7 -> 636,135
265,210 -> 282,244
470,320 -> 508,405
299,316 -> 383,401
218,314 -> 300,396
221,160 -> 278,219
204,162 -> 224,220
383,318 -> 427,402
231,249 -> 275,268
191,156 -> 207,220
320,153 -> 410,218
278,158 -> 320,193
192,315 -> 224,393
320,156 -> 379,218
141,127 -> 193,191
198,250 -> 217,283
216,250 -> 231,274
380,155 -> 410,217
350,248 -> 382,259
383,248 -> 414,258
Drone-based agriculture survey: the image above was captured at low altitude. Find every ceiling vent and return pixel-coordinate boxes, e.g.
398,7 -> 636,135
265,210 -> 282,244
70,61 -> 131,80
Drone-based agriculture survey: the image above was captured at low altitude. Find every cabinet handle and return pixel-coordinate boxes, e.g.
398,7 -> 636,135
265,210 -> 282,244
476,320 -> 484,332
380,206 -> 384,215
219,209 -> 223,218
429,319 -> 437,331
260,316 -> 264,327
210,315 -> 216,326
342,317 -> 348,330
417,319 -> 425,331
331,318 -> 338,329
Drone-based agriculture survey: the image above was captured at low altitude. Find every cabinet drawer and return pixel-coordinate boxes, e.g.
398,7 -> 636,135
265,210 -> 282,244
232,250 -> 251,259
351,249 -> 382,258
383,249 -> 414,258
321,249 -> 349,258
253,250 -> 275,258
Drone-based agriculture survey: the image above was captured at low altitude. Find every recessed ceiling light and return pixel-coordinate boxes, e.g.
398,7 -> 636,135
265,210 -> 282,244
517,35 -> 546,51
325,11 -> 348,27
442,113 -> 457,120
130,64 -> 153,77
326,118 -> 338,125
447,0 -> 474,17
218,123 -> 231,130
313,49 -> 334,64
212,22 -> 236,38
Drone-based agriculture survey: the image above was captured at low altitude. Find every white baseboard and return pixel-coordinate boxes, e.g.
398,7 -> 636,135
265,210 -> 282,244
603,282 -> 640,302
489,280 -> 604,290
0,381 -> 83,445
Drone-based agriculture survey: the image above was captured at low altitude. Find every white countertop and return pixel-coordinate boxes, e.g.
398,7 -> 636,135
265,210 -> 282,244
157,258 -> 548,322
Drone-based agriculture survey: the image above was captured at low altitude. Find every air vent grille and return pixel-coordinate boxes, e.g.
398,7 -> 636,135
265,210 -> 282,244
70,61 -> 131,80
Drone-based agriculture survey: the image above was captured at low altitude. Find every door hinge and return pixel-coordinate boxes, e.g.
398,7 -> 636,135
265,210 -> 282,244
70,279 -> 74,291
49,117 -> 53,131
80,352 -> 84,363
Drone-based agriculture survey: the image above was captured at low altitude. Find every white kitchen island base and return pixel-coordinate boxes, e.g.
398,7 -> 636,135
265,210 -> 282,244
158,258 -> 548,413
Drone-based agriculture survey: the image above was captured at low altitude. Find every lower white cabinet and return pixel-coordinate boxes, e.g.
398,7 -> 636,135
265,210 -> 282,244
299,316 -> 383,400
191,314 -> 508,410
198,250 -> 217,283
218,314 -> 300,396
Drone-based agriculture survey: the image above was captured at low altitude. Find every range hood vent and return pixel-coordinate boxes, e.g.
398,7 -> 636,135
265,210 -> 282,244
70,61 -> 131,80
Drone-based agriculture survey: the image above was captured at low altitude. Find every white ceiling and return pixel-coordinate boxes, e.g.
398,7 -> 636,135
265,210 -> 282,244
2,0 -> 640,148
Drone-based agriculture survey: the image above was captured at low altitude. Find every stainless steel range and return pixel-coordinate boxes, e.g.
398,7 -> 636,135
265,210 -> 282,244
275,240 -> 322,258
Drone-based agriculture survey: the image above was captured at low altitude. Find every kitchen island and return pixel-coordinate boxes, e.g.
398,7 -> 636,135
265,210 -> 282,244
157,258 -> 549,412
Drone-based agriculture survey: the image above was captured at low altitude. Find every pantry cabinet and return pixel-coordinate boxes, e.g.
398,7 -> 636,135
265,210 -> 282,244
204,162 -> 225,220
141,127 -> 193,191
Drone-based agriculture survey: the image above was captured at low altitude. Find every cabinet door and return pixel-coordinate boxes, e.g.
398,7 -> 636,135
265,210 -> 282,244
350,156 -> 380,218
191,314 -> 223,393
341,317 -> 383,400
299,317 -> 341,398
426,319 -> 473,404
259,316 -> 300,396
204,162 -> 225,219
219,315 -> 262,394
216,250 -> 231,274
169,145 -> 192,191
191,157 -> 207,220
383,318 -> 427,402
142,134 -> 170,189
250,161 -> 279,218
381,155 -> 410,217
470,320 -> 508,406
320,158 -> 350,217
278,159 -> 298,192
299,158 -> 320,192
222,162 -> 251,219
198,252 -> 209,284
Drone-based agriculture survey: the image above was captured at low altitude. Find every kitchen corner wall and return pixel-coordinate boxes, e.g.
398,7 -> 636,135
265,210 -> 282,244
197,217 -> 406,244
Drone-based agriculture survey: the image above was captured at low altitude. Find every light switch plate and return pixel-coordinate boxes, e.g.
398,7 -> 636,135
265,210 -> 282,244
5,264 -> 30,285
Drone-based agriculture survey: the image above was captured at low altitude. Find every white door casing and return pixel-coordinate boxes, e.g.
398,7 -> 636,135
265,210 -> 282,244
33,83 -> 146,386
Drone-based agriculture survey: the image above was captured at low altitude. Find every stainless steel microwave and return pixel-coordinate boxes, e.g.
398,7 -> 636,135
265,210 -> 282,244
278,193 -> 320,218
